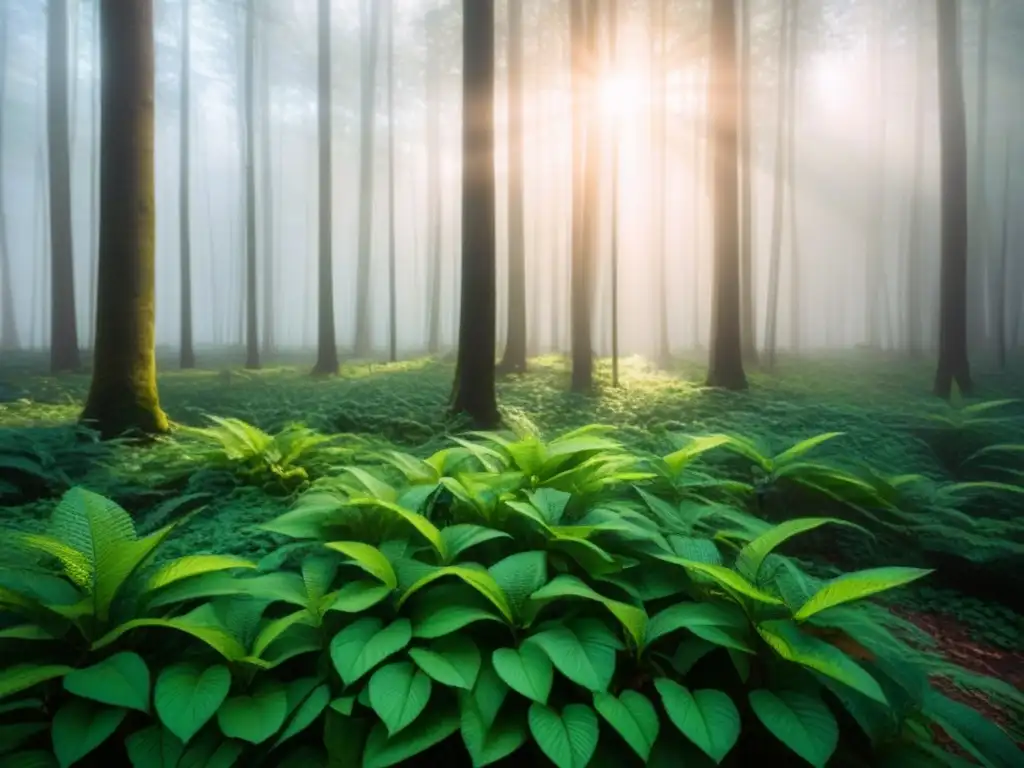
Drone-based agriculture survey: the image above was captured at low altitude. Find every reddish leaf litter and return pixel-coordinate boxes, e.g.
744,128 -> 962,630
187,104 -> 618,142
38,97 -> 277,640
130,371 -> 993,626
890,606 -> 1024,751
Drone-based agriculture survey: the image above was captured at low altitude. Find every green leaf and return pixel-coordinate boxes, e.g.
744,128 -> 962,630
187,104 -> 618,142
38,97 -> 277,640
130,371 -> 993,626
440,525 -> 511,563
330,618 -> 412,686
324,542 -> 398,589
645,602 -> 751,651
154,662 -> 232,744
250,610 -> 317,659
125,725 -> 185,767
748,690 -> 839,768
0,664 -> 73,701
459,667 -> 528,767
0,625 -> 59,641
399,567 -> 513,623
593,690 -> 659,761
0,723 -> 48,755
492,644 -> 553,704
369,662 -> 433,736
527,702 -> 599,768
487,551 -> 547,619
757,620 -> 887,704
773,433 -> 844,466
656,555 -> 784,605
63,652 -> 150,713
362,707 -> 460,768
323,581 -> 392,613
654,679 -> 740,764
274,683 -> 331,748
526,619 -> 619,692
51,699 -> 126,768
146,555 -> 256,593
175,729 -> 245,768
343,497 -> 447,559
2,752 -> 58,768
735,519 -> 858,582
216,682 -> 288,745
412,601 -> 504,639
794,568 -> 932,620
409,635 -> 482,690
529,574 -> 647,650
90,617 -> 248,661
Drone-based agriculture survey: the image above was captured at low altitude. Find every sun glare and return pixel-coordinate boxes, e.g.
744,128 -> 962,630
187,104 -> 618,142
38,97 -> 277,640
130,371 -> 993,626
600,72 -> 644,120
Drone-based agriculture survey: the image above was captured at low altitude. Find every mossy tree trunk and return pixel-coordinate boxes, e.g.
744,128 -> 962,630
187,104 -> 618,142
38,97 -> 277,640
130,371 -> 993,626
81,0 -> 168,439
450,0 -> 498,428
705,0 -> 747,391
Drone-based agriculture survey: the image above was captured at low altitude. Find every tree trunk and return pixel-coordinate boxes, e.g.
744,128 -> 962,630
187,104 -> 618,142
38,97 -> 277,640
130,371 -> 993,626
498,0 -> 527,374
243,1 -> 259,368
178,0 -> 195,368
0,4 -> 19,351
386,0 -> 398,363
260,17 -> 275,356
933,0 -> 972,398
450,0 -> 498,428
355,0 -> 382,358
312,0 -> 338,374
738,0 -> 756,365
425,11 -> 443,354
48,0 -> 80,372
994,141 -> 1010,370
81,0 -> 167,438
785,0 -> 802,353
865,0 -> 886,349
608,0 -> 620,386
652,0 -> 669,363
906,1 -> 927,357
705,0 -> 747,390
970,0 -> 990,351
87,2 -> 100,349
763,0 -> 789,370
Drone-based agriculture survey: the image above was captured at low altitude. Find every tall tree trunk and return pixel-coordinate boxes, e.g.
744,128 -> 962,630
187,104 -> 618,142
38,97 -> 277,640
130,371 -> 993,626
785,0 -> 802,353
260,17 -> 275,355
355,0 -> 382,357
450,0 -> 498,427
652,0 -> 669,363
970,0 -> 990,350
994,140 -> 1010,370
243,1 -> 259,368
608,0 -> 620,386
425,10 -> 443,354
763,0 -> 789,370
933,0 -> 972,398
312,0 -> 338,374
48,0 -> 80,372
178,0 -> 195,368
386,0 -> 398,362
865,0 -> 886,348
906,1 -> 927,357
87,2 -> 99,349
0,4 -> 19,351
499,0 -> 527,373
738,0 -> 756,365
706,0 -> 747,390
81,0 -> 167,438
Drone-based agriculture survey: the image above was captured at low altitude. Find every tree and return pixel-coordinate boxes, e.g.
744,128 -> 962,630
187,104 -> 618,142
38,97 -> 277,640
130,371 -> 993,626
179,0 -> 195,369
243,0 -> 259,369
785,0 -> 802,353
905,0 -> 928,357
933,0 -> 972,398
0,3 -> 19,351
738,0 -> 757,365
450,0 -> 498,428
312,0 -> 338,375
498,0 -> 527,374
425,9 -> 444,354
608,0 -> 621,386
705,0 -> 747,391
386,0 -> 398,362
260,14 -> 275,356
48,0 -> 80,372
81,0 -> 168,438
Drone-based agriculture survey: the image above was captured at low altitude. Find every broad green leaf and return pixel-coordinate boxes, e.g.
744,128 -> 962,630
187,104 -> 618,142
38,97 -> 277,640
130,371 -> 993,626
250,610 -> 317,658
440,525 -> 511,563
529,574 -> 647,649
125,725 -> 184,767
526,619 -> 620,692
323,580 -> 392,613
773,433 -> 844,467
369,662 -> 433,736
662,435 -> 732,474
492,645 -> 553,704
0,664 -> 73,701
146,555 -> 256,592
487,551 -> 547,619
301,555 -> 338,608
343,467 -> 398,501
274,683 -> 331,748
411,602 -> 503,639
654,679 -> 740,764
794,568 -> 932,620
748,690 -> 839,768
91,617 -> 248,661
399,567 -> 513,623
324,542 -> 398,589
656,555 -> 784,605
154,663 -> 232,744
593,690 -> 659,761
330,618 -> 412,686
757,620 -> 886,704
459,668 -> 527,767
51,699 -> 126,768
409,635 -> 482,690
361,707 -> 460,768
175,729 -> 245,768
343,497 -> 447,559
216,682 -> 288,745
63,652 -> 150,713
0,625 -> 59,640
645,602 -> 751,651
735,519 -> 858,582
921,690 -> 1023,768
527,703 -> 599,768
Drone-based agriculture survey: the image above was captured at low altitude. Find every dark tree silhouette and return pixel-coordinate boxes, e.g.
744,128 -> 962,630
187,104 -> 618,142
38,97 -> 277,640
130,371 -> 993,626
705,0 -> 747,391
425,9 -> 444,354
243,1 -> 259,369
0,3 -> 19,351
81,0 -> 167,438
933,0 -> 972,398
738,0 -> 758,366
450,0 -> 498,428
179,0 -> 195,369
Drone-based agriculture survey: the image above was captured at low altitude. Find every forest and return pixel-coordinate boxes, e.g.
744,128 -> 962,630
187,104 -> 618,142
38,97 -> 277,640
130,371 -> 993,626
0,0 -> 1022,766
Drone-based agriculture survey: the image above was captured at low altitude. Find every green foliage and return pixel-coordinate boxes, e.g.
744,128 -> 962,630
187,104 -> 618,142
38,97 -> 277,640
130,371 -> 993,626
2,427 -> 1020,767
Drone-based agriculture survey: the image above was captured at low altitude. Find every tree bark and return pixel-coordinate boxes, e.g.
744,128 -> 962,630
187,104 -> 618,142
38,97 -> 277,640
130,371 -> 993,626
425,10 -> 443,355
450,0 -> 498,428
243,2 -> 259,368
738,0 -> 756,365
906,1 -> 927,357
785,0 -> 802,353
386,0 -> 398,363
970,0 -> 990,350
179,0 -> 195,368
81,0 -> 167,438
0,4 -> 19,351
498,0 -> 527,374
933,0 -> 972,398
608,0 -> 620,386
260,15 -> 275,355
48,0 -> 80,372
994,140 -> 1010,370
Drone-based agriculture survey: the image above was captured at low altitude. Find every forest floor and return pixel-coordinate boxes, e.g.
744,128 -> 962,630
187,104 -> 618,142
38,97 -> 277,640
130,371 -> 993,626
2,347 -> 1023,739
